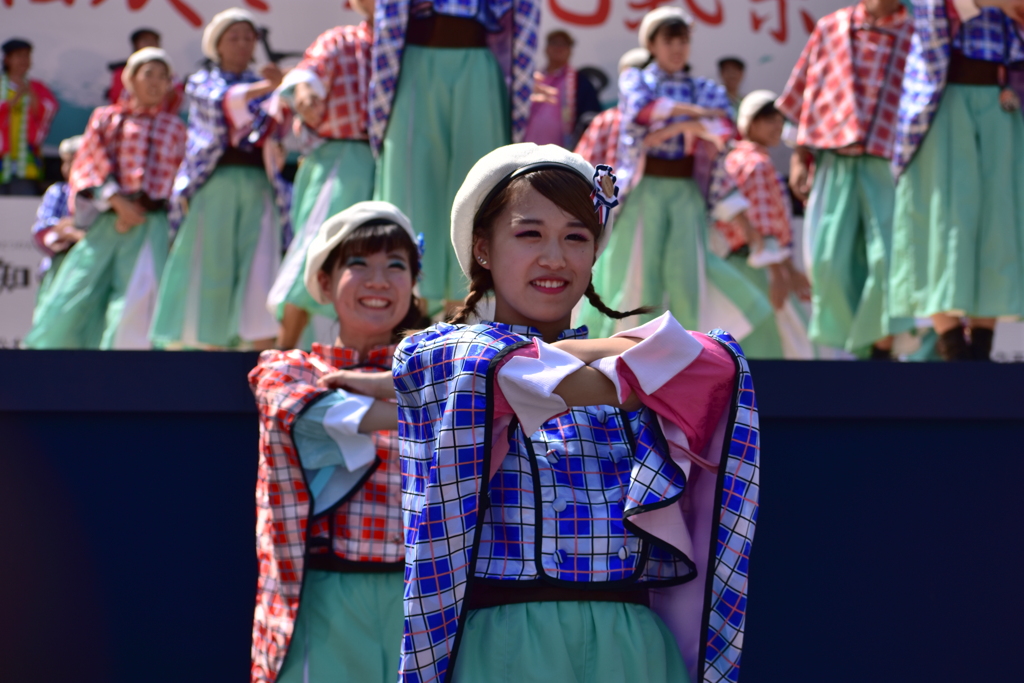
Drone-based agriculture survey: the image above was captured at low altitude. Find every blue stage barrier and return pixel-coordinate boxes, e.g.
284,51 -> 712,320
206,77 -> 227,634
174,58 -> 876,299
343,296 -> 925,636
2,351 -> 1022,682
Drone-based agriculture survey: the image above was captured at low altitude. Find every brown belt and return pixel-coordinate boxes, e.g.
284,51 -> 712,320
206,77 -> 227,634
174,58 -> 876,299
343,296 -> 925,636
466,582 -> 650,611
644,155 -> 695,178
219,146 -> 264,167
130,193 -> 168,212
305,553 -> 404,574
947,50 -> 1004,86
405,14 -> 487,48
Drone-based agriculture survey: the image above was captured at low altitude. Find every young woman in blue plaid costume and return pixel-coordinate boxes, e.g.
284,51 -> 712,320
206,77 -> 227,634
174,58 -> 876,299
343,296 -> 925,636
330,144 -> 761,683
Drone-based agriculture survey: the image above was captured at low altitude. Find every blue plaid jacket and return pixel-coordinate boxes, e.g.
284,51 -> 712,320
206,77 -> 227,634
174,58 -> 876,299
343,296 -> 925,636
893,0 -> 1024,177
394,321 -> 759,683
368,0 -> 540,155
170,67 -> 291,238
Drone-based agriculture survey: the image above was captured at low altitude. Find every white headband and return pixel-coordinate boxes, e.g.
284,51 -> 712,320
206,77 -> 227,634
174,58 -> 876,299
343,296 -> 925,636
202,8 -> 257,62
737,89 -> 779,137
304,201 -> 418,305
638,6 -> 694,48
121,47 -> 174,94
450,143 -> 620,278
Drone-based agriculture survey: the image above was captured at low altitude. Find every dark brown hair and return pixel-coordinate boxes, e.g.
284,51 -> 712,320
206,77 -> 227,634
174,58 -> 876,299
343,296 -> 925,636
652,19 -> 690,43
448,168 -> 651,324
320,220 -> 427,338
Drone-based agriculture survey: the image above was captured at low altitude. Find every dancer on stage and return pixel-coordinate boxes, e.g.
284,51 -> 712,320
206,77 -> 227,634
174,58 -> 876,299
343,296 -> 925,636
890,0 -> 1024,360
369,0 -> 540,312
250,201 -> 421,683
331,143 -> 760,683
267,0 -> 377,350
24,48 -> 185,349
151,8 -> 286,350
579,6 -> 771,340
777,0 -> 914,359
30,134 -> 82,305
1,38 -> 58,195
523,29 -> 602,149
710,91 -> 813,359
574,48 -> 651,169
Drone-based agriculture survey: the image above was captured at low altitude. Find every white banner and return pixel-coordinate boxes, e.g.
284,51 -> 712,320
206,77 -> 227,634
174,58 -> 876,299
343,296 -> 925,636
1,0 -> 844,149
0,197 -> 43,348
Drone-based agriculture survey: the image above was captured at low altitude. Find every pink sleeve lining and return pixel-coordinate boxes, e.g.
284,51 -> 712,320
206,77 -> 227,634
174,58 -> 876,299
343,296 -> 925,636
488,344 -> 539,481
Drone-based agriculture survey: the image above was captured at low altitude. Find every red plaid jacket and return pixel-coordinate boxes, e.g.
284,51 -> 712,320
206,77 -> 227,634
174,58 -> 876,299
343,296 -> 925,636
776,3 -> 913,159
68,102 -> 186,208
293,22 -> 371,140
249,343 -> 402,683
574,107 -> 622,169
715,141 -> 793,252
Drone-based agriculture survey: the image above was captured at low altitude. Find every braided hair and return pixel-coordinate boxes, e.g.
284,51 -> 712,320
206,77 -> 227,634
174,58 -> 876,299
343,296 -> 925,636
449,168 -> 650,324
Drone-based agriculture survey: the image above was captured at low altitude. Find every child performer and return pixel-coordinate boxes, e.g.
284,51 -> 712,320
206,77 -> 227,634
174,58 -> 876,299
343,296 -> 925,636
369,0 -> 540,312
710,91 -> 813,359
891,0 -> 1024,360
1,39 -> 58,195
31,134 -> 82,304
328,144 -> 761,683
776,0 -> 914,359
24,49 -> 185,350
579,7 -> 771,340
573,47 -> 652,169
249,201 -> 421,683
266,0 -> 377,350
151,8 -> 286,351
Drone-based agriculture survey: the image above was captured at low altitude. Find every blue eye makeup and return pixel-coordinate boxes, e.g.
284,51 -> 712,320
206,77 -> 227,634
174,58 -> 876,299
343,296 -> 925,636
344,256 -> 367,267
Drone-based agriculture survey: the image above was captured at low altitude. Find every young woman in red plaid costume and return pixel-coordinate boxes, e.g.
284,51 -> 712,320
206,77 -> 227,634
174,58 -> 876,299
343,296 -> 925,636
249,201 -> 421,683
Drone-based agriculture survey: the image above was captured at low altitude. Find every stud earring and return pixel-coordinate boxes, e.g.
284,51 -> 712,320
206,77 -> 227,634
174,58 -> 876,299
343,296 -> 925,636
478,257 -> 487,265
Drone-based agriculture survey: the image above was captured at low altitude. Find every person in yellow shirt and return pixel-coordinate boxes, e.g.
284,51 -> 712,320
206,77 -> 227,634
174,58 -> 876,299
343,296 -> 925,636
1,39 -> 59,195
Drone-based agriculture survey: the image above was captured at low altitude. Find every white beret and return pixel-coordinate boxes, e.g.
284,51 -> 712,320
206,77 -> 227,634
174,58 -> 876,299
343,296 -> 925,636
58,135 -> 83,159
450,143 -> 620,278
121,47 -> 174,94
202,7 -> 257,62
638,6 -> 694,48
737,89 -> 779,137
618,47 -> 651,73
304,201 -> 417,305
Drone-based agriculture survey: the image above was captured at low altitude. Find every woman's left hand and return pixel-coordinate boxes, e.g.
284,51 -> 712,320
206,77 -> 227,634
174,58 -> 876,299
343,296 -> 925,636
260,63 -> 285,89
318,369 -> 395,400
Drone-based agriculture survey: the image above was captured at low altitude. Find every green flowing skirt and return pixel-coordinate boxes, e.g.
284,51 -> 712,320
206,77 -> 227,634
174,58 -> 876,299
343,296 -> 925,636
276,570 -> 404,683
579,175 -> 771,340
270,139 -> 375,324
24,210 -> 168,349
452,600 -> 689,683
374,45 -> 510,303
891,84 -> 1024,319
151,165 -> 282,349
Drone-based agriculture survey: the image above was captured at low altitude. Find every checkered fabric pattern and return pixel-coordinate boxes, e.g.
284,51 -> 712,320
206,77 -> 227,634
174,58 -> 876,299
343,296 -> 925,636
617,64 -> 732,190
69,103 -> 186,208
294,23 -> 372,141
711,141 -> 793,252
702,329 -> 759,683
952,5 -> 1024,59
31,181 -> 70,256
368,0 -> 539,154
249,344 -> 403,683
776,3 -> 913,160
394,321 -> 758,683
894,0 -> 1024,176
574,107 -> 622,170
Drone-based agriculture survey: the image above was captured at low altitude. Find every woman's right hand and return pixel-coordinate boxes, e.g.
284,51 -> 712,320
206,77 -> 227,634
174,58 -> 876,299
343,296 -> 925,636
318,369 -> 396,400
109,194 -> 146,234
789,150 -> 812,203
293,81 -> 326,129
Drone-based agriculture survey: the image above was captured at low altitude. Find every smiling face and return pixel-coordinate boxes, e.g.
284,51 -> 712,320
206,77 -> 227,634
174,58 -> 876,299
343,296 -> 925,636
473,180 -> 597,337
216,21 -> 257,72
130,60 -> 171,108
747,109 -> 784,148
648,22 -> 690,74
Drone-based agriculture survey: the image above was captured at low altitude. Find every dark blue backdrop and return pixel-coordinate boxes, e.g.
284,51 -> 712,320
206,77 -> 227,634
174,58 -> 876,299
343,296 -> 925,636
2,351 -> 1022,682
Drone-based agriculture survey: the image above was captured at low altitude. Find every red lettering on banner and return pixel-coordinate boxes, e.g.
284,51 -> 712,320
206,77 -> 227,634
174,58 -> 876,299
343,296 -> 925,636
625,0 -> 723,30
2,0 -> 268,27
549,0 -> 610,26
750,0 -> 816,43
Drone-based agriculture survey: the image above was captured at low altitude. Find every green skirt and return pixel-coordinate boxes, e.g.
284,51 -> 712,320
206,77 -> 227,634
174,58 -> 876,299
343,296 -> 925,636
452,600 -> 689,683
276,570 -> 404,683
374,45 -> 510,303
270,139 -> 375,324
579,175 -> 771,340
891,84 -> 1024,319
24,210 -> 168,349
35,250 -> 68,309
725,253 -> 813,359
151,165 -> 282,349
806,152 -> 914,350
